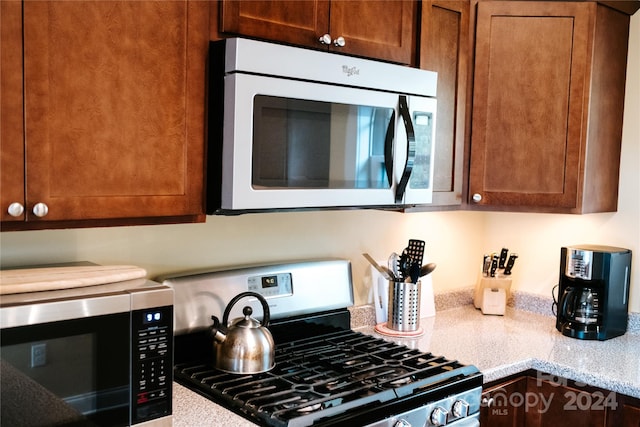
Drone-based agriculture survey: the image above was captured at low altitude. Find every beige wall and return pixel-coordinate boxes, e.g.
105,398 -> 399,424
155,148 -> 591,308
1,13 -> 638,313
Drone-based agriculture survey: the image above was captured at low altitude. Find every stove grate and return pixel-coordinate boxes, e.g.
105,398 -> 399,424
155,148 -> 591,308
175,329 -> 479,426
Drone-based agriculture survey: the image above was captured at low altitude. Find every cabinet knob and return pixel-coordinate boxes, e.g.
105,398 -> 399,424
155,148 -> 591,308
32,202 -> 49,218
319,34 -> 332,45
333,36 -> 346,47
7,202 -> 25,217
472,193 -> 483,203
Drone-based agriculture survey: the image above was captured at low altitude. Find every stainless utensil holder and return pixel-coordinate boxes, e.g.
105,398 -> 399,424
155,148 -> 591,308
387,280 -> 421,331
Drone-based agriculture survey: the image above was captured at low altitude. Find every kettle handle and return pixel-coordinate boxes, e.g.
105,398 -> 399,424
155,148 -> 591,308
222,291 -> 271,327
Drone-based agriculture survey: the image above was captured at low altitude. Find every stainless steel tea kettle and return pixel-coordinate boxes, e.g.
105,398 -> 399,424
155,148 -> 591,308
210,291 -> 275,374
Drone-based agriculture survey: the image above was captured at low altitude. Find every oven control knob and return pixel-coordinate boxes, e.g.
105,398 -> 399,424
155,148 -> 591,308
393,420 -> 411,427
452,399 -> 470,418
430,406 -> 448,426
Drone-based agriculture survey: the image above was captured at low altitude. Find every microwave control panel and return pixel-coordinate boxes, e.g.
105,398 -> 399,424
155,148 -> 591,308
132,305 -> 173,423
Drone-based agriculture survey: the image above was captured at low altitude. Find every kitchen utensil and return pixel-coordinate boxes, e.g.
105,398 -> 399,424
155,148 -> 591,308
406,239 -> 426,266
490,255 -> 498,277
503,254 -> 518,275
398,252 -> 409,280
408,262 -> 421,284
210,292 -> 275,374
482,254 -> 491,277
498,248 -> 509,269
400,239 -> 425,282
420,263 -> 437,277
363,253 -> 394,281
387,279 -> 421,332
388,252 -> 401,281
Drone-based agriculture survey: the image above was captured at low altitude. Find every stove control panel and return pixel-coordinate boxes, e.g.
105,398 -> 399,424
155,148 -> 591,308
247,272 -> 293,298
367,386 -> 482,427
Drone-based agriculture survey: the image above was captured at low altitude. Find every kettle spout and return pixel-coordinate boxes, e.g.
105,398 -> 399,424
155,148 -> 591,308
210,315 -> 227,343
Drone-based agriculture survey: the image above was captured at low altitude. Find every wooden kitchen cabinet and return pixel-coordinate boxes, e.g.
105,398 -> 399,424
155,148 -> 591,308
219,0 -> 417,65
480,375 -> 527,426
607,393 -> 640,427
417,0 -> 470,207
481,370 -> 639,427
528,376 -> 608,427
0,0 -> 24,224
468,1 -> 634,213
0,0 -> 209,230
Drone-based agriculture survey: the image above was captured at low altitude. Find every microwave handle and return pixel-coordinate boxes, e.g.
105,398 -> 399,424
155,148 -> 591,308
395,95 -> 416,203
384,110 -> 395,187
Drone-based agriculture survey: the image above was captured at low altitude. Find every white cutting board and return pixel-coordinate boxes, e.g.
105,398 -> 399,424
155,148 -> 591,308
0,265 -> 147,295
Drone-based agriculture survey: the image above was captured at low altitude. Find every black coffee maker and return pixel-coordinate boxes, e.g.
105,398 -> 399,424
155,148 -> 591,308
556,245 -> 632,340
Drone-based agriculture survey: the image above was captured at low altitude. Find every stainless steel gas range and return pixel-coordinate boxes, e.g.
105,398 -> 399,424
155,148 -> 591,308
161,259 -> 482,427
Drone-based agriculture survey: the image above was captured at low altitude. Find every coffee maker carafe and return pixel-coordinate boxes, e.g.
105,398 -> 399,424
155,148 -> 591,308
556,245 -> 631,340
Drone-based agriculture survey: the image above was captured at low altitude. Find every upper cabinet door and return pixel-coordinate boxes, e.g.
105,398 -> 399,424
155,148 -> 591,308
219,0 -> 416,65
328,0 -> 417,64
0,0 -> 25,223
220,0 -> 330,48
468,1 -> 631,213
418,0 -> 470,207
21,1 -> 208,223
469,1 -> 590,211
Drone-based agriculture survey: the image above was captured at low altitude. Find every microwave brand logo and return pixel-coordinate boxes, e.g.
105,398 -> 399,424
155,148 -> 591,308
342,65 -> 360,77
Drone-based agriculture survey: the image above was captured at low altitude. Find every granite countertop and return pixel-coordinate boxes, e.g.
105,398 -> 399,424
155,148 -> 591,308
357,306 -> 640,399
173,305 -> 640,426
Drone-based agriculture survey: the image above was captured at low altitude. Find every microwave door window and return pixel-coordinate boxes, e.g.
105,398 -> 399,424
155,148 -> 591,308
1,313 -> 130,426
252,95 -> 393,191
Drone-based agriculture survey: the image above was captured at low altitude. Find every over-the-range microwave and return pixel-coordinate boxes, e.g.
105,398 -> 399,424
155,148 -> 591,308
207,38 -> 438,214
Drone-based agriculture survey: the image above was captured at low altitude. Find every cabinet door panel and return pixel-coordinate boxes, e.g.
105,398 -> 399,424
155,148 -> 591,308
526,378 -> 607,427
220,0 -> 330,49
329,0 -> 416,64
420,0 -> 469,206
23,1 -> 206,221
469,2 -> 591,209
480,376 -> 527,427
0,0 -> 25,222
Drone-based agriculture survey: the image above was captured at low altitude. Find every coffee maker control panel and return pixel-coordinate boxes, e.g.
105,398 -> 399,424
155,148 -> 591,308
566,248 -> 593,280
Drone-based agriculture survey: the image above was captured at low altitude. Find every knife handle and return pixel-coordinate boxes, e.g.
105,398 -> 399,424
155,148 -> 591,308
504,254 -> 518,275
490,255 -> 498,277
498,248 -> 509,269
483,254 -> 491,277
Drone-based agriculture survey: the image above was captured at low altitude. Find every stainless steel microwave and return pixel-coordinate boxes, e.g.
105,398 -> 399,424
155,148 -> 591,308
0,278 -> 173,426
207,38 -> 438,214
